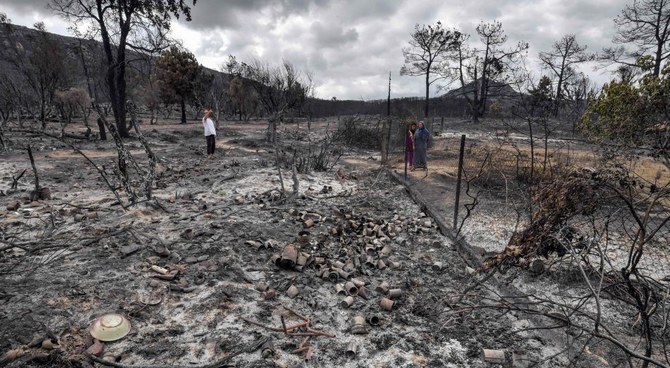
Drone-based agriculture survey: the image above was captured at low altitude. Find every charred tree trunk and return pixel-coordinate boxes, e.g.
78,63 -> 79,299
0,127 -> 6,152
97,117 -> 107,141
424,71 -> 430,118
180,95 -> 187,124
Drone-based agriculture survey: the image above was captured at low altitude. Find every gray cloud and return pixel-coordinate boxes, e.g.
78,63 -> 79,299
0,0 -> 49,13
0,0 -> 634,99
310,21 -> 357,47
183,0 -> 331,31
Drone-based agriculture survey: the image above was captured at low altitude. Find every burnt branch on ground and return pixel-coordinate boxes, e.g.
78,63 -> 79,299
467,163 -> 670,367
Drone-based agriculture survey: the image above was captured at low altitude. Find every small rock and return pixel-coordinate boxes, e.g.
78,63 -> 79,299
41,339 -> 58,350
234,196 -> 245,205
30,201 -> 40,207
286,285 -> 300,298
184,256 -> 199,264
180,229 -> 194,240
196,255 -> 209,262
86,339 -> 105,356
154,245 -> 170,257
120,244 -> 142,257
74,214 -> 86,222
244,240 -> 260,248
6,201 -> 20,211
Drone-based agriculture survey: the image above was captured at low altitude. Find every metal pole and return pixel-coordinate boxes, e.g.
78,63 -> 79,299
454,134 -> 466,229
386,118 -> 392,165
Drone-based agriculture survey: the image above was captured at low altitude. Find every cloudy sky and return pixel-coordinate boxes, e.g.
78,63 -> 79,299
0,0 -> 628,100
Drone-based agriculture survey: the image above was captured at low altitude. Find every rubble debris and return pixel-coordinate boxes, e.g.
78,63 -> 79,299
482,348 -> 507,364
279,244 -> 298,269
0,117 -> 595,368
30,187 -> 51,201
6,201 -> 20,211
340,296 -> 354,308
150,265 -> 169,275
388,288 -> 403,299
344,281 -> 358,295
40,339 -> 58,350
180,228 -> 194,240
375,281 -> 390,294
85,339 -> 104,356
335,283 -> 347,296
120,244 -> 141,257
379,297 -> 394,311
154,245 -> 170,257
260,339 -> 275,359
367,314 -> 381,326
357,285 -> 370,300
240,305 -> 335,362
286,285 -> 300,298
530,259 -> 545,274
0,348 -> 25,364
89,314 -> 131,342
102,353 -> 117,362
351,316 -> 368,334
345,341 -> 357,358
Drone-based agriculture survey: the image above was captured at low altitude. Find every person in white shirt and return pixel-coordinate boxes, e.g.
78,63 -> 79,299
202,110 -> 217,158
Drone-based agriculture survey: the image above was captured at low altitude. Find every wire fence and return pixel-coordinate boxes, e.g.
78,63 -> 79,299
381,117 -> 670,274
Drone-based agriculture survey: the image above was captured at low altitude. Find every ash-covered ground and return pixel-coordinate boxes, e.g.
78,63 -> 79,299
0,119 -> 622,367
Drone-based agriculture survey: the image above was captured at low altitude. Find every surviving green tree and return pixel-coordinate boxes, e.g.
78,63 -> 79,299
580,62 -> 670,167
50,0 -> 196,137
153,46 -> 202,124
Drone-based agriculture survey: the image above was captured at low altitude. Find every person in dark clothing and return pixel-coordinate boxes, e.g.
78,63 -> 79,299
413,121 -> 429,170
406,122 -> 417,171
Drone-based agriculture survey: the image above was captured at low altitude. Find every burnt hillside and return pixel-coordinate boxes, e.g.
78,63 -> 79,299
0,23 -> 231,105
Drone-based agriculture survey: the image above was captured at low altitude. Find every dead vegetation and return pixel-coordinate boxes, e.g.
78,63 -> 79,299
1,114 -> 670,367
0,118 -> 520,368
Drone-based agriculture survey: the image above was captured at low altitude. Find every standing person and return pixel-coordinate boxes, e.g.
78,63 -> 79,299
405,122 -> 417,171
413,120 -> 429,170
202,109 -> 217,158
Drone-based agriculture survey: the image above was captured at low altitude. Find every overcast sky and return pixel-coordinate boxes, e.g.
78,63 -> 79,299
0,0 -> 628,100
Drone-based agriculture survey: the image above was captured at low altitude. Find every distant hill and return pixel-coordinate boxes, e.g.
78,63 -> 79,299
0,23 -> 488,120
0,23 -> 231,105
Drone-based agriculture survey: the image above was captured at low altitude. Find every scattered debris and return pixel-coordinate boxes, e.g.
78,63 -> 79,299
5,200 -> 19,211
89,314 -> 131,342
